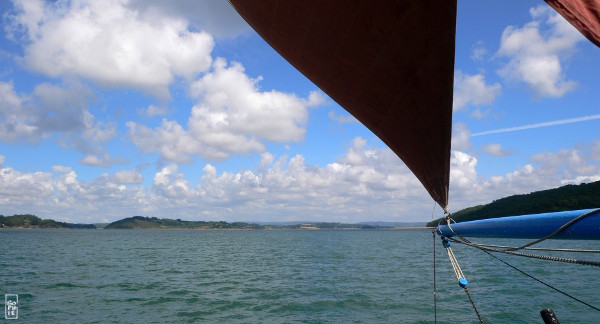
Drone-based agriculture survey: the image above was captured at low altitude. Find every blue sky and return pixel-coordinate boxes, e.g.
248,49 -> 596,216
0,0 -> 599,224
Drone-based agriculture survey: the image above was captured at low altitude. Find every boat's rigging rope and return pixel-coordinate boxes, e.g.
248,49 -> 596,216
448,237 -> 600,267
443,218 -> 600,267
432,229 -> 437,324
440,208 -> 600,252
431,203 -> 438,323
448,241 -> 600,253
500,208 -> 600,251
437,214 -> 600,313
445,239 -> 466,282
482,248 -> 600,312
464,286 -> 484,324
440,235 -> 484,323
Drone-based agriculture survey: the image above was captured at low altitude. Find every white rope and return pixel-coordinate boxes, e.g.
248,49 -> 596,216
440,222 -> 483,323
446,247 -> 465,281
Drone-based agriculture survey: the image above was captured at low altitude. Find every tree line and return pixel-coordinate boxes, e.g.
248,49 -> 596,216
427,181 -> 600,227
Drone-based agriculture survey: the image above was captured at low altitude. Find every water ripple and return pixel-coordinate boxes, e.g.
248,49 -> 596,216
0,229 -> 598,323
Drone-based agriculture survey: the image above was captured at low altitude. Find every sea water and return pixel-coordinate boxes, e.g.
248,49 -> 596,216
1,229 -> 598,323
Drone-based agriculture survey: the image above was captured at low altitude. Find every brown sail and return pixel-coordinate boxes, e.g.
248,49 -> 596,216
229,0 -> 456,211
545,0 -> 600,47
228,0 -> 600,212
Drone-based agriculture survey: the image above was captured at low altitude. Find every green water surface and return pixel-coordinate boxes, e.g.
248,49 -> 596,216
1,229 -> 598,323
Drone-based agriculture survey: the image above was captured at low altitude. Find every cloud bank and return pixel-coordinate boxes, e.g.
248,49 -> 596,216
1,137 -> 599,223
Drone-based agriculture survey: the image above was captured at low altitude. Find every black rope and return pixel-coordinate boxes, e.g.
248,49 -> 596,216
438,221 -> 484,323
444,218 -> 600,267
441,208 -> 600,252
446,234 -> 600,267
492,248 -> 600,267
440,218 -> 600,312
505,208 -> 600,251
449,241 -> 600,253
464,287 -> 484,323
480,249 -> 600,312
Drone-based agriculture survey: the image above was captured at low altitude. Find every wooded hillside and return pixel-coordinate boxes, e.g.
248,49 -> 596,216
427,181 -> 600,227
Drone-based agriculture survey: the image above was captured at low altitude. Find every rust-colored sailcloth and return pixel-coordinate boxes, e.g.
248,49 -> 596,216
545,0 -> 600,48
229,0 -> 457,211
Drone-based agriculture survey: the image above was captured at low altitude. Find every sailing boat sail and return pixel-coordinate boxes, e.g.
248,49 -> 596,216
228,0 -> 456,212
228,0 -> 600,214
229,0 -> 600,235
229,0 -> 600,321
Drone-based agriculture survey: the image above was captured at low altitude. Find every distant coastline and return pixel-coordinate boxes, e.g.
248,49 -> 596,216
0,214 -> 95,229
0,214 -> 427,230
9,180 -> 600,230
103,216 -> 427,230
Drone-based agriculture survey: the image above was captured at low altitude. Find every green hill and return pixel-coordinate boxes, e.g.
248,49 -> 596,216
0,214 -> 96,229
426,181 -> 600,227
104,217 -> 397,230
104,216 -> 264,229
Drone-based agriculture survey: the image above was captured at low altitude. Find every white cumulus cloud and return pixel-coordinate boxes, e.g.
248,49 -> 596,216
453,70 -> 501,110
0,166 -> 54,207
328,111 -> 358,124
451,122 -> 472,151
126,0 -> 250,39
0,80 -> 120,165
7,0 -> 214,99
113,169 -> 143,184
450,151 -> 478,190
145,104 -> 168,117
0,81 -> 37,141
496,5 -> 584,97
482,143 -> 513,157
128,59 -> 319,162
470,41 -> 488,61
